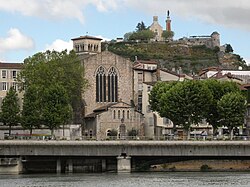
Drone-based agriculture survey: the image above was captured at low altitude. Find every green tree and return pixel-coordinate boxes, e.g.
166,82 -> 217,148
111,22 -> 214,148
162,30 -> 174,40
203,79 -> 240,133
225,44 -> 234,53
0,87 -> 20,136
21,85 -> 41,135
136,21 -> 147,31
18,50 -> 86,124
149,81 -> 176,113
217,92 -> 246,139
41,84 -> 72,135
150,80 -> 212,138
129,30 -> 155,41
123,32 -> 133,41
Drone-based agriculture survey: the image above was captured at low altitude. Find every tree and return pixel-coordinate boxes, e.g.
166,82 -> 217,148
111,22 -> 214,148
225,44 -> 234,53
149,81 -> 176,113
129,30 -> 155,41
21,85 -> 42,135
123,32 -> 133,41
41,84 -> 72,135
218,92 -> 246,140
162,30 -> 174,40
0,87 -> 20,136
150,80 -> 212,138
203,79 -> 240,133
18,50 -> 87,124
136,21 -> 147,32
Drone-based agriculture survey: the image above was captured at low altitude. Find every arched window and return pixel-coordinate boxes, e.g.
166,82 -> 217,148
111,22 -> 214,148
118,110 -> 120,119
113,110 -> 116,119
108,67 -> 118,102
122,110 -> 125,119
127,110 -> 130,119
96,66 -> 106,102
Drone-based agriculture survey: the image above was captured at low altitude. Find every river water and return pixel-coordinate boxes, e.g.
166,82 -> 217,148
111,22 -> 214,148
0,172 -> 250,187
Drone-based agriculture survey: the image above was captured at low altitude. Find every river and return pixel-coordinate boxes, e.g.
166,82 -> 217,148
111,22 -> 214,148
0,172 -> 250,187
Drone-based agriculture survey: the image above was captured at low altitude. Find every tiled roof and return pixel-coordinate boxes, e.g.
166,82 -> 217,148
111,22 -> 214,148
136,60 -> 158,64
71,35 -> 102,41
0,62 -> 23,69
160,68 -> 179,77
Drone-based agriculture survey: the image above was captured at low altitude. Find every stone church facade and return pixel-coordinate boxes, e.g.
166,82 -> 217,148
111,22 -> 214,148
72,35 -> 144,140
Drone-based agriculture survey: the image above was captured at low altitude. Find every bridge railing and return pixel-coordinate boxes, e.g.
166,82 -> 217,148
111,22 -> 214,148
2,134 -> 250,141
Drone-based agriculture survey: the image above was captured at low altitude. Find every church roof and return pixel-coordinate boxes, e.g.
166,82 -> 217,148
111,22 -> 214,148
71,35 -> 102,41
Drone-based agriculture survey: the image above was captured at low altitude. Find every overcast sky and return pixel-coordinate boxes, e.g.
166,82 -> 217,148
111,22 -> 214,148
0,0 -> 249,63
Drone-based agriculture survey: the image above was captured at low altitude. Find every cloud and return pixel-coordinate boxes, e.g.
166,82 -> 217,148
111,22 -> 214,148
122,0 -> 250,32
0,28 -> 34,52
45,39 -> 73,52
45,35 -> 110,52
95,35 -> 111,42
1,0 -> 250,31
0,0 -> 121,24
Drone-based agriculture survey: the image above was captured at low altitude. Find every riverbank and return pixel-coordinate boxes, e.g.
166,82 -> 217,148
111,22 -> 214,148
150,159 -> 250,172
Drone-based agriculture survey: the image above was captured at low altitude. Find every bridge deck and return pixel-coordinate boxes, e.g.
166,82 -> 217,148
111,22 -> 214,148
0,140 -> 249,157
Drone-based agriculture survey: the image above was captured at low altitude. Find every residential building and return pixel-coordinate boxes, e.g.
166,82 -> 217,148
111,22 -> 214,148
0,62 -> 23,109
199,67 -> 250,84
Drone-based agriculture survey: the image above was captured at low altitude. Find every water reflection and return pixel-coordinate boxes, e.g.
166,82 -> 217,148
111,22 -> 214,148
0,172 -> 250,187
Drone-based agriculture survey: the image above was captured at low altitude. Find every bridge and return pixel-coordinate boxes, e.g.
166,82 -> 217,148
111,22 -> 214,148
0,140 -> 250,173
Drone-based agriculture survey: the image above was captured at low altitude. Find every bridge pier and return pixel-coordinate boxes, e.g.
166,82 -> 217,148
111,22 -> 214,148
102,159 -> 106,172
56,159 -> 61,174
0,157 -> 23,174
117,155 -> 131,173
67,159 -> 73,173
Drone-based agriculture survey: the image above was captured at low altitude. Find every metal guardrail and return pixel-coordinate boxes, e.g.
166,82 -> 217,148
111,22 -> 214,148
2,134 -> 250,141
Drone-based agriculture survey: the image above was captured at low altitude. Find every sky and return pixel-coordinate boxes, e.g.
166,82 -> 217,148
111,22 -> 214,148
0,0 -> 250,64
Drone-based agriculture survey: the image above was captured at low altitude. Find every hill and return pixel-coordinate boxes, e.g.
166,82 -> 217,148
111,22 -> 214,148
105,42 -> 248,74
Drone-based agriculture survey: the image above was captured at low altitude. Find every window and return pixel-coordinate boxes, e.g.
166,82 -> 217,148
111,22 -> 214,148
138,95 -> 142,112
2,82 -> 7,91
118,110 -> 121,119
138,83 -> 143,91
147,86 -> 151,92
75,45 -> 79,52
122,110 -> 125,119
12,71 -> 17,79
113,110 -> 116,119
127,110 -> 130,119
12,82 -> 18,91
149,117 -> 154,126
96,66 -> 106,102
138,73 -> 143,82
2,70 -> 6,78
108,67 -> 118,102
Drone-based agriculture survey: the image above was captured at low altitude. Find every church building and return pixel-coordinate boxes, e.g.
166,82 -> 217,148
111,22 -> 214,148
71,35 -> 144,140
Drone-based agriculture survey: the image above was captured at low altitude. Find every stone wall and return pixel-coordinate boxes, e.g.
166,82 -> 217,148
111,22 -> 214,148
81,51 -> 133,115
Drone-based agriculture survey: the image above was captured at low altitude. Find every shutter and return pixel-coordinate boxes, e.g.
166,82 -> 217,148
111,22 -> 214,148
0,83 -> 2,91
